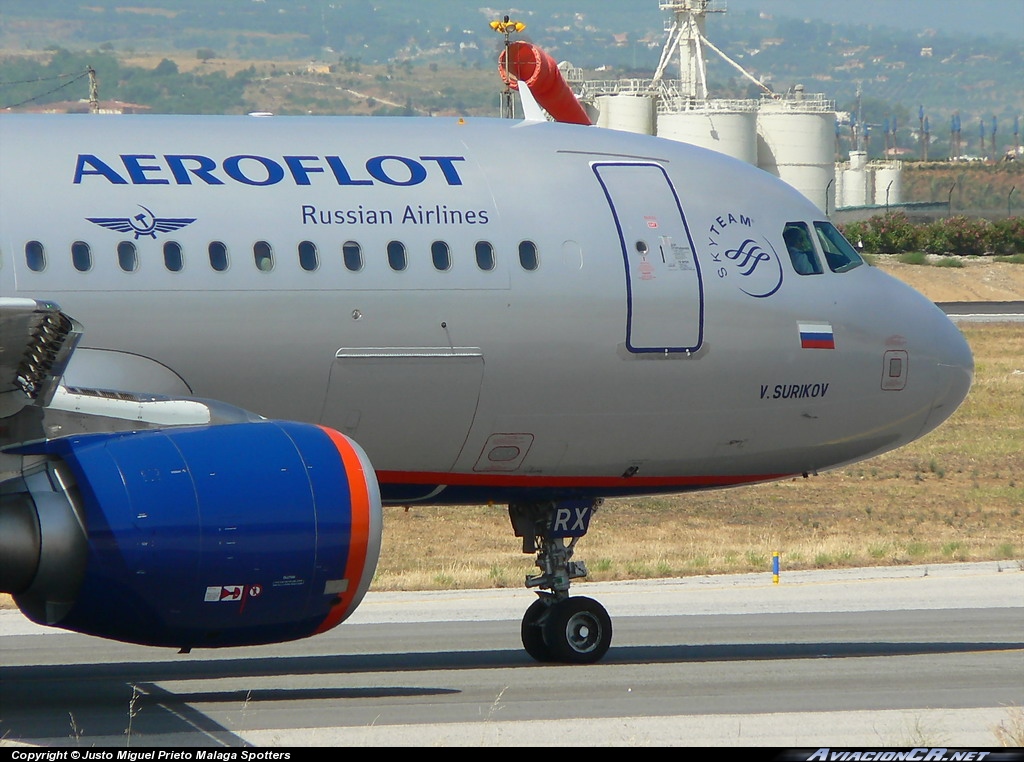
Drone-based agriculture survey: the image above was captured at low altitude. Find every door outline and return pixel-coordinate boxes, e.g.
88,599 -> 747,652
593,162 -> 704,354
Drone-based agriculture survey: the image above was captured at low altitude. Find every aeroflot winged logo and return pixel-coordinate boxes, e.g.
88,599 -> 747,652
87,205 -> 196,239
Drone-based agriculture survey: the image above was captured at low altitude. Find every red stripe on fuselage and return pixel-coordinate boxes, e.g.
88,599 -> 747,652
375,471 -> 788,489
315,426 -> 372,634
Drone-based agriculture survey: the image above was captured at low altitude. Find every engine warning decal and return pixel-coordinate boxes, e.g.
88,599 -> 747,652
271,575 -> 306,588
205,585 -> 241,602
204,584 -> 265,601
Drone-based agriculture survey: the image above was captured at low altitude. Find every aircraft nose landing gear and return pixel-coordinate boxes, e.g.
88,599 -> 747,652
510,500 -> 611,664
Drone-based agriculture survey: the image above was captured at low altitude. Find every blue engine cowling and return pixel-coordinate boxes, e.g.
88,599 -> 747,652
9,421 -> 382,648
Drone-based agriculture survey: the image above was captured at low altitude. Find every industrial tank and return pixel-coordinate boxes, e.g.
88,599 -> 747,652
756,92 -> 836,212
657,100 -> 759,164
841,151 -> 871,207
596,93 -> 658,135
872,163 -> 903,206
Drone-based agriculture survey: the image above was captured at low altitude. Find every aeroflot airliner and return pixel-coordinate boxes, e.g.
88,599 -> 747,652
0,109 -> 972,664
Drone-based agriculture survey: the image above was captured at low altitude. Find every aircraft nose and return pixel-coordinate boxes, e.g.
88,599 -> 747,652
919,310 -> 974,438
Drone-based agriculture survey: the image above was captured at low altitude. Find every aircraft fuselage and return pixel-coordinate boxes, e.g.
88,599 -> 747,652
0,114 -> 973,504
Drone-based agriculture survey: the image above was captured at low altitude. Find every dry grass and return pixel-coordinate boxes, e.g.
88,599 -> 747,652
372,322 -> 1023,590
992,706 -> 1024,747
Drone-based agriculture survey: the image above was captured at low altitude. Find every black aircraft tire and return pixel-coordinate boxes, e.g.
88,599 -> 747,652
521,597 -> 553,662
542,596 -> 612,664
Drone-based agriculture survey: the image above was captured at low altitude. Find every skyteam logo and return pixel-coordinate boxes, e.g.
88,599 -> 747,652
87,205 -> 196,239
724,237 -> 783,298
706,210 -> 784,299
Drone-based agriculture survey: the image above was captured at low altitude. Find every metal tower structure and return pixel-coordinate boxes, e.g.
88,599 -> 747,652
652,0 -> 773,105
652,1 -> 721,101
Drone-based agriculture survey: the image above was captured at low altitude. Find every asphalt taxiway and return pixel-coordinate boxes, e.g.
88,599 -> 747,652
1,561 -> 1021,747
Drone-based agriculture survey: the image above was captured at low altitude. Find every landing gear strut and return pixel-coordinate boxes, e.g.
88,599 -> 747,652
509,499 -> 611,664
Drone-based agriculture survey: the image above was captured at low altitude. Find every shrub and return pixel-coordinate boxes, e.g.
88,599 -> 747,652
839,220 -> 870,250
840,214 -> 1022,258
921,215 -> 991,256
897,251 -> 928,265
839,212 -> 919,253
988,217 -> 1024,255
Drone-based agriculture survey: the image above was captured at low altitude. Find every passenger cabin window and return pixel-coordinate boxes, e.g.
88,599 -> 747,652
209,241 -> 229,272
387,240 -> 407,271
163,241 -> 183,272
117,241 -> 138,272
782,222 -> 823,275
342,241 -> 363,272
298,240 -> 318,271
518,240 -> 539,271
72,241 -> 92,272
253,241 -> 274,272
25,241 -> 45,272
431,240 -> 451,271
475,241 -> 495,271
814,221 -> 864,273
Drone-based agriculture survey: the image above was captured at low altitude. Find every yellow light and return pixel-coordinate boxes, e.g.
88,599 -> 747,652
490,19 -> 526,34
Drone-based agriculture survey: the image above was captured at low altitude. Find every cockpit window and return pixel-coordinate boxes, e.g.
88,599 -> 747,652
814,221 -> 864,273
782,222 -> 823,276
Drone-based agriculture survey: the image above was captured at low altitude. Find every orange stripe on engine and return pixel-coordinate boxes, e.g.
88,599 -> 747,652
315,426 -> 372,634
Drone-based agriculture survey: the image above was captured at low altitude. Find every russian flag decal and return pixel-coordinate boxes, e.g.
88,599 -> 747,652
799,322 -> 835,350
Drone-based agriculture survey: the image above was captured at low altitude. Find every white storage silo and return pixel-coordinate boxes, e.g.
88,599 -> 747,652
872,163 -> 902,206
657,101 -> 759,164
756,94 -> 836,212
841,151 -> 870,207
596,93 -> 658,135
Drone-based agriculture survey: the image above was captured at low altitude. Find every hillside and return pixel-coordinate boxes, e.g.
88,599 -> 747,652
1,0 -> 1021,143
903,163 -> 1024,213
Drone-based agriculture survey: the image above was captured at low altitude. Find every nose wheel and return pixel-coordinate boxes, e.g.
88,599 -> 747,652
510,500 -> 612,664
521,594 -> 612,664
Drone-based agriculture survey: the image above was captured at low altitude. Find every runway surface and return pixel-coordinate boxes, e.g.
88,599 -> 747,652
939,301 -> 1024,321
1,561 -> 1022,747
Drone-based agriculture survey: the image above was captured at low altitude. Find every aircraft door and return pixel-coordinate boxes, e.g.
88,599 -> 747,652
593,163 -> 704,354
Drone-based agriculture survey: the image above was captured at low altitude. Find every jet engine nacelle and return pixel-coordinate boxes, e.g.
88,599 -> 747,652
2,421 -> 382,648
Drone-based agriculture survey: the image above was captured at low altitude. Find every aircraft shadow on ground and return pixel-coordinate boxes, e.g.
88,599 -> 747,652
2,639 -> 1021,744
